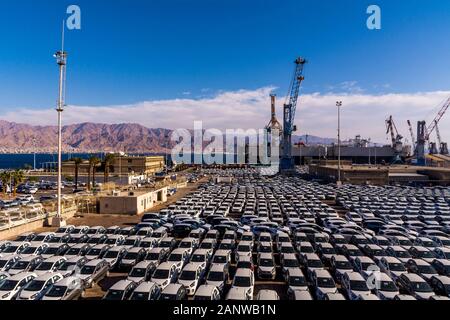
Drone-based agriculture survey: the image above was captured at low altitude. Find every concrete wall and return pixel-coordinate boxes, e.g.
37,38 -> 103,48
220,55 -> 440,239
0,207 -> 77,240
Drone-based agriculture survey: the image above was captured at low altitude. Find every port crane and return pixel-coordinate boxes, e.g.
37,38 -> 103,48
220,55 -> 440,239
416,96 -> 450,164
280,57 -> 307,173
385,115 -> 404,162
407,120 -> 416,154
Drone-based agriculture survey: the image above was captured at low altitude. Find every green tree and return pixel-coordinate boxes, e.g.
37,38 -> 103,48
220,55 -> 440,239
0,171 -> 12,196
72,157 -> 83,189
88,156 -> 101,190
103,154 -> 115,184
12,169 -> 25,197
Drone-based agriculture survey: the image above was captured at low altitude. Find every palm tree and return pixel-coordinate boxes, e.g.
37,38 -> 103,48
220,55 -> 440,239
72,157 -> 83,189
0,171 -> 12,196
103,154 -> 115,184
88,156 -> 101,190
12,169 -> 25,197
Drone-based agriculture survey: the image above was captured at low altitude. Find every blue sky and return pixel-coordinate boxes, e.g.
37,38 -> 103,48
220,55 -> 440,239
0,0 -> 449,141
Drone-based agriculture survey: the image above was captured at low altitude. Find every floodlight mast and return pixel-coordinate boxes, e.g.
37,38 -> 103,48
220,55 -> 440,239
53,21 -> 68,227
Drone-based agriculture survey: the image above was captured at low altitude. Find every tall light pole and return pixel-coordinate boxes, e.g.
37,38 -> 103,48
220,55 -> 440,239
336,101 -> 343,186
53,22 -> 68,227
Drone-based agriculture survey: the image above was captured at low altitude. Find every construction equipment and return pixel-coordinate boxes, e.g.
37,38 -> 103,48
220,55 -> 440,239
385,115 -> 404,163
280,57 -> 307,173
407,120 -> 416,154
434,121 -> 449,155
416,97 -> 450,165
266,94 -> 282,133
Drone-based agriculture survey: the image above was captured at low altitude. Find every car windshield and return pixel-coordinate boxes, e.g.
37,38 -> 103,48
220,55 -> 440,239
152,269 -> 169,279
238,245 -> 251,252
0,260 -> 8,268
379,281 -> 398,292
260,259 -> 274,267
11,261 -> 29,270
80,265 -> 95,275
104,251 -> 119,259
213,256 -> 227,263
180,271 -> 196,281
104,290 -> 124,300
44,248 -> 59,254
237,262 -> 252,269
412,281 -> 433,293
66,248 -> 81,255
361,262 -> 373,271
308,260 -> 324,268
233,276 -> 251,287
418,265 -> 436,274
21,247 -> 38,254
2,246 -> 18,253
317,277 -> 335,288
284,259 -> 299,268
24,280 -> 45,291
389,263 -> 406,271
146,253 -> 159,261
350,280 -> 369,291
130,292 -> 149,301
335,261 -> 353,269
124,253 -> 138,260
87,249 -> 102,256
45,286 -> 66,298
289,276 -> 306,286
191,255 -> 206,263
130,268 -> 146,277
179,242 -> 192,248
419,251 -> 436,258
36,262 -> 53,271
168,254 -> 182,262
58,262 -> 76,271
395,251 -> 411,258
105,239 -> 117,245
207,271 -> 224,282
160,293 -> 179,300
0,280 -> 18,291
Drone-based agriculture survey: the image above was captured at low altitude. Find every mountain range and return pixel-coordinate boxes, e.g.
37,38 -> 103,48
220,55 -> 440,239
0,120 -> 336,153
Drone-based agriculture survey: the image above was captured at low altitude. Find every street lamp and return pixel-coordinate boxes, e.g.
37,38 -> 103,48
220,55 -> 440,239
336,101 -> 343,186
52,23 -> 68,227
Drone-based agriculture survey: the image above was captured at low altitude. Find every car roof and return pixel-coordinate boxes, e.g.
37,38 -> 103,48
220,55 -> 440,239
344,271 -> 365,281
110,280 -> 134,291
85,259 -> 105,266
235,268 -> 253,277
162,283 -> 184,294
34,272 -> 62,281
134,281 -> 158,292
195,285 -> 217,296
182,263 -> 201,272
402,273 -> 427,282
287,268 -> 305,277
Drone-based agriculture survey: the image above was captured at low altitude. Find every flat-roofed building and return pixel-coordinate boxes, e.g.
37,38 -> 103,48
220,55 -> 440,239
99,187 -> 168,215
113,156 -> 164,176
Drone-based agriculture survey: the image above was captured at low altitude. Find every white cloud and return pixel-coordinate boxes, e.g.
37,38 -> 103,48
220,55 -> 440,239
1,87 -> 449,143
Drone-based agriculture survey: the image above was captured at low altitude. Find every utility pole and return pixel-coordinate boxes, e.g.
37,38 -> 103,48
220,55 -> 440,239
336,101 -> 343,186
53,21 -> 68,227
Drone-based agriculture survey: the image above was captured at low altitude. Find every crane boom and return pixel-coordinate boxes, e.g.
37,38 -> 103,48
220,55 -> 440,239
426,97 -> 450,139
280,57 -> 307,172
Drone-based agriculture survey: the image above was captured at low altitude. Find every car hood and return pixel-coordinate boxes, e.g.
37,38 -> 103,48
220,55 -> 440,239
206,280 -> 224,288
258,266 -> 275,273
127,276 -> 144,283
18,290 -> 39,300
317,287 -> 338,295
0,290 -> 15,300
378,290 -> 399,300
415,291 -> 435,300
